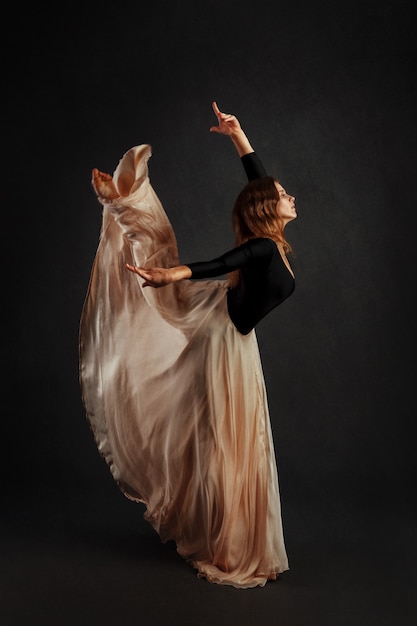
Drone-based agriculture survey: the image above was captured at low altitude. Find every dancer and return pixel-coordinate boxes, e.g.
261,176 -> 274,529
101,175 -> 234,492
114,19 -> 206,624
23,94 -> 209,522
80,101 -> 297,588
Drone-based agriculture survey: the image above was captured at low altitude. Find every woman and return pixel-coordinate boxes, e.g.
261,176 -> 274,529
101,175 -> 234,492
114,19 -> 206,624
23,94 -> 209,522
80,102 -> 297,588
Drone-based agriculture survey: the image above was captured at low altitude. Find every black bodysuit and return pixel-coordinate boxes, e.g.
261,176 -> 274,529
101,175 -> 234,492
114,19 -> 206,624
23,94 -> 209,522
187,153 -> 295,335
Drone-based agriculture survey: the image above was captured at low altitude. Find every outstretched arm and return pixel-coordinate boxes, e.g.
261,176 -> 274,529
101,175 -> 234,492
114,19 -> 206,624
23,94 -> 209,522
126,264 -> 192,287
210,101 -> 254,157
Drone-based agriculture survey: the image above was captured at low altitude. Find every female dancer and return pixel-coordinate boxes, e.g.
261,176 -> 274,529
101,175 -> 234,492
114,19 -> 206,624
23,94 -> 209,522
80,102 -> 297,588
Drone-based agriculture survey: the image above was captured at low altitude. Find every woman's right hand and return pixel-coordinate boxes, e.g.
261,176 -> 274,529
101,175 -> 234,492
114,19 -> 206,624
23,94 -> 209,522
126,264 -> 192,287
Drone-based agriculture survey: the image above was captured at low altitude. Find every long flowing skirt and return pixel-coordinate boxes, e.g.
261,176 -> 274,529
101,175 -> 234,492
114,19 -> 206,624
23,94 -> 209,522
79,144 -> 289,588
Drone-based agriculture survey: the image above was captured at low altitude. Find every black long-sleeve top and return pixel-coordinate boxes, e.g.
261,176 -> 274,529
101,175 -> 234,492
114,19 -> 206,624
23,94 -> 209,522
187,152 -> 295,335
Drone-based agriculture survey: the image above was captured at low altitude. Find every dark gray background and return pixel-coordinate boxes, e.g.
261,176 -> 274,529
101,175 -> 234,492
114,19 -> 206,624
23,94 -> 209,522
3,1 -> 416,624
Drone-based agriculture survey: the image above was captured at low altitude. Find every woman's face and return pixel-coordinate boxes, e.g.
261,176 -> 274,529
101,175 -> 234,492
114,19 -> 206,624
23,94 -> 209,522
275,182 -> 297,224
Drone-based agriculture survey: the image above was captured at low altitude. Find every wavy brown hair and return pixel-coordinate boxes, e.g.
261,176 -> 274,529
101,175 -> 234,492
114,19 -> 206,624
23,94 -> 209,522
229,177 -> 293,286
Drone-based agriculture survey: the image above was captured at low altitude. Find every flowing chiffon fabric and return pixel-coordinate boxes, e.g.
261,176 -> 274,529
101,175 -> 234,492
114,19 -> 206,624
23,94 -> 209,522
79,144 -> 289,588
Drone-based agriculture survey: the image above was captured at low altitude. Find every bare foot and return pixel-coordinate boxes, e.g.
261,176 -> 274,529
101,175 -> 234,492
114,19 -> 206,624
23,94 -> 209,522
91,168 -> 119,201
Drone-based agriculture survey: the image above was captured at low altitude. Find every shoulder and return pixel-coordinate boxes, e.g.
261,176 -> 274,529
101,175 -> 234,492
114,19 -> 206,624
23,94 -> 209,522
240,237 -> 276,253
238,237 -> 276,260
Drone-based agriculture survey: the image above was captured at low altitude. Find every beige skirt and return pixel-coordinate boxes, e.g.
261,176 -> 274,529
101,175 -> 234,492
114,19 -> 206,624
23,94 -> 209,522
79,144 -> 289,588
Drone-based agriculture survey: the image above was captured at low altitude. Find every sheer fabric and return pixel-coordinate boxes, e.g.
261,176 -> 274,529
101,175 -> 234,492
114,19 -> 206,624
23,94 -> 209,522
79,144 -> 289,588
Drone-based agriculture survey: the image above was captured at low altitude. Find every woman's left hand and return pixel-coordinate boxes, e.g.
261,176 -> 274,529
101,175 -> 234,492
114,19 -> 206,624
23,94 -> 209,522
210,101 -> 242,136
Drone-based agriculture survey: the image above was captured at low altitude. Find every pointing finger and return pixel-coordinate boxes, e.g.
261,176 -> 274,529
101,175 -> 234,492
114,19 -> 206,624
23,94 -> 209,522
212,101 -> 221,117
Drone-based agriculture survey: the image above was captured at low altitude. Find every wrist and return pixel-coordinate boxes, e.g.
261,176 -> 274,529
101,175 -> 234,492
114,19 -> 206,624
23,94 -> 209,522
230,130 -> 254,157
172,265 -> 192,281
230,129 -> 245,141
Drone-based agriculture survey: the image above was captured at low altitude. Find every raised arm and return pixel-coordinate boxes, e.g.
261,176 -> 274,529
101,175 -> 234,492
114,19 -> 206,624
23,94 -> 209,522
210,101 -> 254,157
210,101 -> 267,180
